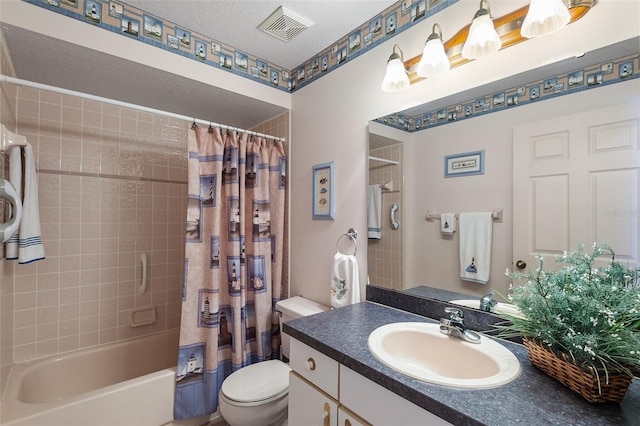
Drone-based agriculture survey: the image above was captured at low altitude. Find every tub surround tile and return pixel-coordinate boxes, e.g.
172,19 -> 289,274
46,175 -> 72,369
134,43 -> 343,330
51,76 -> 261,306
283,302 -> 639,426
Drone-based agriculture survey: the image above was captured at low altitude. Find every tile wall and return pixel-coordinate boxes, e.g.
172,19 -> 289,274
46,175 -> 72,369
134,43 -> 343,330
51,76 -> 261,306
4,86 -> 189,364
368,143 -> 404,290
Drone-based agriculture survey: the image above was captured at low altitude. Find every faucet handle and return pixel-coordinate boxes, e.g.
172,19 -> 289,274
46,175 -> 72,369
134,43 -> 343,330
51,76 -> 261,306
444,307 -> 464,320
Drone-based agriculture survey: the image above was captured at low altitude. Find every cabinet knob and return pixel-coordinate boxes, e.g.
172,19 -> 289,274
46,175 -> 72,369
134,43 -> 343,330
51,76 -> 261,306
306,357 -> 316,371
515,260 -> 527,270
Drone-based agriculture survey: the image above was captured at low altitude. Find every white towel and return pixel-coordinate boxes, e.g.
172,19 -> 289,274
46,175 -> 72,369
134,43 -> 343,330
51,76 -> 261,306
459,212 -> 493,284
367,184 -> 381,239
5,146 -> 22,259
8,144 -> 45,264
330,252 -> 360,308
441,213 -> 456,234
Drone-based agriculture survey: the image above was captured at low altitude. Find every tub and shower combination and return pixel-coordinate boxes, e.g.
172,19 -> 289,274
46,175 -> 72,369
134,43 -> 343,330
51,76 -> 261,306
2,330 -> 182,426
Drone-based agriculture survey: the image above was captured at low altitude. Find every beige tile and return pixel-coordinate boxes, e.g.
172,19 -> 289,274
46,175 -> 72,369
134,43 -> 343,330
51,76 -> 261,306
36,339 -> 59,358
79,331 -> 99,348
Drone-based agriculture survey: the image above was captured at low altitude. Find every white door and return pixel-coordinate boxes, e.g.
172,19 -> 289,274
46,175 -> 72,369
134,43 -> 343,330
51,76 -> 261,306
513,103 -> 639,272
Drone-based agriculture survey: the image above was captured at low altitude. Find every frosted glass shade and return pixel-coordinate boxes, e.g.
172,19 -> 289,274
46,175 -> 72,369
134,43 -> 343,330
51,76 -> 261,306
416,38 -> 450,78
381,57 -> 410,92
462,14 -> 502,60
521,0 -> 570,38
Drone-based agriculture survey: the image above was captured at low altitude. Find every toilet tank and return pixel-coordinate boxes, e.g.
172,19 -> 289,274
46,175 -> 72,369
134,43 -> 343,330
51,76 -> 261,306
276,296 -> 329,359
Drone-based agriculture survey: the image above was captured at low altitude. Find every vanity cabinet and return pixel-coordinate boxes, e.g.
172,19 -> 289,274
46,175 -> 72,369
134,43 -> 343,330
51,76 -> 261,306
288,338 -> 452,426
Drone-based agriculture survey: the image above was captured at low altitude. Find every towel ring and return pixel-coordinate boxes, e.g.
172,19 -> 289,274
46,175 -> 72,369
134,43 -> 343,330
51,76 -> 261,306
336,228 -> 357,256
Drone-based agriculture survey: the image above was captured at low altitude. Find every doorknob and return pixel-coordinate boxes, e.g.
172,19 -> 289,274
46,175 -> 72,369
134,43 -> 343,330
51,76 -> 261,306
515,260 -> 527,269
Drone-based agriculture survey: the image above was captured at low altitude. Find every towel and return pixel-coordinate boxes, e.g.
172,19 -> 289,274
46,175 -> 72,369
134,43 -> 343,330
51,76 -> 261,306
5,146 -> 22,259
330,252 -> 360,308
368,184 -> 381,239
7,144 -> 45,264
459,212 -> 493,284
441,213 -> 456,234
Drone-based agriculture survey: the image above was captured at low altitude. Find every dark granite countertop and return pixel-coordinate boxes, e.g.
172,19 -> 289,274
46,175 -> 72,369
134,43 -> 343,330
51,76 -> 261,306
283,301 -> 640,426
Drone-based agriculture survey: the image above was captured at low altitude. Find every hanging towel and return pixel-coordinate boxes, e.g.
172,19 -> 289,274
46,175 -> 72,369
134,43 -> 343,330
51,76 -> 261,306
441,213 -> 456,234
8,144 -> 45,264
368,184 -> 382,239
5,146 -> 22,259
459,212 -> 493,284
330,252 -> 360,308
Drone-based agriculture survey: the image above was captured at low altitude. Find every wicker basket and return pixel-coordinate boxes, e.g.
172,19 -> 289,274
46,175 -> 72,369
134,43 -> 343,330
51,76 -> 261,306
523,339 -> 632,403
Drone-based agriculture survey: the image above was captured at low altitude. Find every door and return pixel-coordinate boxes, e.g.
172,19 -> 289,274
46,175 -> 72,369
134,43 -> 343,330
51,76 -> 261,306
513,103 -> 639,272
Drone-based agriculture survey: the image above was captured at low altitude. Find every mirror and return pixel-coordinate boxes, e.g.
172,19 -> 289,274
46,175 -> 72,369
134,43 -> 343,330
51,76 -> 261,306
366,38 -> 640,316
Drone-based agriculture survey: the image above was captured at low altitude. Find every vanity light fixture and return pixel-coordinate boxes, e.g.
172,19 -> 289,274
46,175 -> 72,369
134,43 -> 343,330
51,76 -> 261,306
461,0 -> 502,60
382,0 -> 595,91
416,23 -> 450,78
381,44 -> 410,92
521,0 -> 571,38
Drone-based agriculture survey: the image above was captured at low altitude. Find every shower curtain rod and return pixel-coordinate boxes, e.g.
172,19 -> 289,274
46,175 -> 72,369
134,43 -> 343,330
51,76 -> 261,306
0,74 -> 286,142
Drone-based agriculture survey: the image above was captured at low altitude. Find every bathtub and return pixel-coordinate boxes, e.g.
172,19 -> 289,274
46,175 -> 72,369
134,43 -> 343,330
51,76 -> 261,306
1,330 -> 180,426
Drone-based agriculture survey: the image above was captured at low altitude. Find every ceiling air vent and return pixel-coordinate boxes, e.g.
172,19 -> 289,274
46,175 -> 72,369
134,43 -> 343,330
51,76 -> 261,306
258,6 -> 314,42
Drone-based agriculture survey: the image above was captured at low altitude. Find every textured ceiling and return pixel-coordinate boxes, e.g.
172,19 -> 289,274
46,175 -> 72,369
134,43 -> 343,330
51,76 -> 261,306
119,0 -> 397,70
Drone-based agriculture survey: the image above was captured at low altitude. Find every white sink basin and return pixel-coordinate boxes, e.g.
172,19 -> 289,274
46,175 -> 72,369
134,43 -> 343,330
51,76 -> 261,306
449,299 -> 524,318
368,322 -> 520,389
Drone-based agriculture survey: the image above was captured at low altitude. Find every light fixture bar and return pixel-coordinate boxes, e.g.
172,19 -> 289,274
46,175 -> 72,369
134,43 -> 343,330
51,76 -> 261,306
404,1 -> 595,85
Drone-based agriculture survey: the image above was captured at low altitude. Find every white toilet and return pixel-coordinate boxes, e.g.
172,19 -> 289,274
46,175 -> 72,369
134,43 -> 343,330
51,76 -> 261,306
219,296 -> 329,426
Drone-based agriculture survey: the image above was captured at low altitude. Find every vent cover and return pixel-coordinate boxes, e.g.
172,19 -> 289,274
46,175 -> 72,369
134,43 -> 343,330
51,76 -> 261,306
258,6 -> 313,42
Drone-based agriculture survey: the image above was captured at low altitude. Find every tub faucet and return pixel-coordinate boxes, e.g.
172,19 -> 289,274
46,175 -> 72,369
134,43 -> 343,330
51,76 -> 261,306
479,291 -> 498,313
440,307 -> 481,344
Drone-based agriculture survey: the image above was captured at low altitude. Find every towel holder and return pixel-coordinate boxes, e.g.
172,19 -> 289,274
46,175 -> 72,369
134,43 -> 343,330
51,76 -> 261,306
426,208 -> 503,223
0,179 -> 22,244
1,124 -> 27,152
336,228 -> 357,256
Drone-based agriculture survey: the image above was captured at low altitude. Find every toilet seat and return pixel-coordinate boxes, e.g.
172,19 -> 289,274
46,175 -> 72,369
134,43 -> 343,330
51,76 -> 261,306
221,360 -> 291,406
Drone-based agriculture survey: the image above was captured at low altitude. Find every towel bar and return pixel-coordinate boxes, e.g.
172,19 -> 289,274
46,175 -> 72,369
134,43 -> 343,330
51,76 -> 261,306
426,208 -> 503,223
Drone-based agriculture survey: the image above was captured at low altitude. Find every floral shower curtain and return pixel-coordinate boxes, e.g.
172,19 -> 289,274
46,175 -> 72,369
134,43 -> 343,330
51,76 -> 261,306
174,125 -> 286,420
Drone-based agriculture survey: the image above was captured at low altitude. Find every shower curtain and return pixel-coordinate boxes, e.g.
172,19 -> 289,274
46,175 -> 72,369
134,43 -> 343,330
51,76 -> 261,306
174,125 -> 286,419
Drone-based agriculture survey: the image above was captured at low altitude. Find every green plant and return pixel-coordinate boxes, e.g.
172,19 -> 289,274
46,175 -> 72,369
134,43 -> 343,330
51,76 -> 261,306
501,242 -> 640,378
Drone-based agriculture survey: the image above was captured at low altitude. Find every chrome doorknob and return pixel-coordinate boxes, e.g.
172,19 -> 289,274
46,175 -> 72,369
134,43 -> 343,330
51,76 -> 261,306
515,260 -> 526,269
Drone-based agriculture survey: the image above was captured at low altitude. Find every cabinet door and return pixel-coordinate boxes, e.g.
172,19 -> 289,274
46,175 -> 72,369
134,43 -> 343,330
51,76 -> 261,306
289,371 -> 338,426
338,406 -> 370,426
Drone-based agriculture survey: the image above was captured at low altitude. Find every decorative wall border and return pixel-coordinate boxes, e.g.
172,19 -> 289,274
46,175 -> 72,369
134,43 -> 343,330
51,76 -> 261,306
375,52 -> 639,132
23,0 -> 460,93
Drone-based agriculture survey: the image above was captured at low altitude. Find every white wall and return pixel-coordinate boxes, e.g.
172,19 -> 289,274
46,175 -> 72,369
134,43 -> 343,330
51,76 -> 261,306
290,0 -> 640,306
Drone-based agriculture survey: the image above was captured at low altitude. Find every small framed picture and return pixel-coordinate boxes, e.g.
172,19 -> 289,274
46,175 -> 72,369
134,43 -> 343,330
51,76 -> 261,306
444,150 -> 485,178
121,17 -> 139,37
312,162 -> 335,220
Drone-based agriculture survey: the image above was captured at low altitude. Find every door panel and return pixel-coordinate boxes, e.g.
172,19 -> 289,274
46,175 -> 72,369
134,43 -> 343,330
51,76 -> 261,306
514,104 -> 639,271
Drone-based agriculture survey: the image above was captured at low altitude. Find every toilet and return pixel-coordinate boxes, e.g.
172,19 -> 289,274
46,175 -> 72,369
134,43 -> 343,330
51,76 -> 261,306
218,296 -> 329,426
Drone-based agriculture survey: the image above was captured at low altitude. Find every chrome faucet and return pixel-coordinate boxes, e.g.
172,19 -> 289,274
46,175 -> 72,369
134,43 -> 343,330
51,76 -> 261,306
479,291 -> 498,313
440,307 -> 481,343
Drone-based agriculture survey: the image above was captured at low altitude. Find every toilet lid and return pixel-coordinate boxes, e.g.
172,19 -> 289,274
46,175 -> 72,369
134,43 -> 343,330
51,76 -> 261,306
221,360 -> 291,403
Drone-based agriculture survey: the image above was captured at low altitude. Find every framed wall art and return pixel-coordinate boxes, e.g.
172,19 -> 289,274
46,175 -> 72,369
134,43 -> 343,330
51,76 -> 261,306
312,162 -> 335,220
444,150 -> 485,178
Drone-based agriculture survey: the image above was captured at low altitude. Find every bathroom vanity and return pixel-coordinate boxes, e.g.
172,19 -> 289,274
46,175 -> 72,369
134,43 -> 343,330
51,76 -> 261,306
288,337 -> 449,425
283,302 -> 640,426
